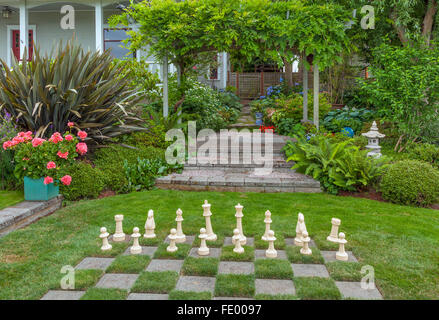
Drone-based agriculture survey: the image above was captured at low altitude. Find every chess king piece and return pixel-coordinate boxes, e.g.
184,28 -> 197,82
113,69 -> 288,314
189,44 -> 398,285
100,227 -> 112,251
265,230 -> 277,258
232,229 -> 245,254
327,218 -> 341,243
261,210 -> 272,241
144,210 -> 156,239
167,228 -> 178,252
233,203 -> 247,245
198,228 -> 210,256
175,208 -> 186,243
130,227 -> 142,254
294,213 -> 307,246
300,231 -> 312,255
336,232 -> 348,261
113,214 -> 126,242
202,200 -> 217,241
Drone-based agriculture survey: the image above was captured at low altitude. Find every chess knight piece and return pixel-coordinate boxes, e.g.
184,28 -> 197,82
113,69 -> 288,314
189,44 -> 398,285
144,210 -> 156,239
294,213 -> 307,246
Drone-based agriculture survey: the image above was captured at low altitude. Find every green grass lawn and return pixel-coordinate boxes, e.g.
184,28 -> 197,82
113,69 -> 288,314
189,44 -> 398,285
0,191 -> 24,210
0,189 -> 438,299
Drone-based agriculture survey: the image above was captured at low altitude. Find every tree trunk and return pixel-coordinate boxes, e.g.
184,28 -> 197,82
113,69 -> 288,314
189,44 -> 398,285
390,9 -> 409,46
422,0 -> 438,46
284,59 -> 293,89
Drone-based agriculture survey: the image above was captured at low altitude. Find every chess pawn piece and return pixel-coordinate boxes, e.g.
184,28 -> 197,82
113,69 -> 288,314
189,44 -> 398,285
265,230 -> 277,258
232,228 -> 244,254
336,232 -> 348,261
100,227 -> 112,251
294,213 -> 307,246
144,210 -> 156,239
233,203 -> 246,245
198,228 -> 210,256
113,215 -> 126,242
175,208 -> 186,243
261,210 -> 272,241
130,227 -> 142,254
327,218 -> 341,243
167,228 -> 178,253
300,231 -> 312,255
202,200 -> 217,241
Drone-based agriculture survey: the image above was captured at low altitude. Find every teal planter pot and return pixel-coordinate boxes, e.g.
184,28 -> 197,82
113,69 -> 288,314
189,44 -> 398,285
24,177 -> 59,201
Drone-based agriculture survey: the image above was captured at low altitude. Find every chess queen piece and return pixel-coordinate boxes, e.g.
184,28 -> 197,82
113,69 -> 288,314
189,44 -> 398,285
100,227 -> 112,251
167,228 -> 178,253
294,213 -> 307,246
175,208 -> 186,243
232,229 -> 244,254
265,230 -> 277,258
261,210 -> 272,241
130,227 -> 142,254
233,203 -> 246,245
327,218 -> 341,243
113,215 -> 126,242
144,210 -> 156,239
198,228 -> 210,256
202,200 -> 217,241
336,232 -> 348,261
300,231 -> 312,255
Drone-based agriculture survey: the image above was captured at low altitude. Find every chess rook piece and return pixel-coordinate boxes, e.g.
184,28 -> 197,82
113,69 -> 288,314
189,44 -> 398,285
233,203 -> 246,245
167,228 -> 178,252
336,232 -> 348,261
198,228 -> 210,256
294,213 -> 307,246
130,227 -> 142,254
327,218 -> 341,243
100,227 -> 112,251
144,210 -> 156,239
202,200 -> 217,241
232,229 -> 245,254
175,208 -> 186,243
113,214 -> 126,242
265,230 -> 277,258
261,210 -> 272,241
300,231 -> 312,255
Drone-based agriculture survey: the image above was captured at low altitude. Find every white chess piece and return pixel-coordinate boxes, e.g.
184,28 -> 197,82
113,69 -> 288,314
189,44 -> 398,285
113,215 -> 125,242
300,231 -> 312,255
327,218 -> 341,243
167,228 -> 178,252
202,200 -> 217,241
130,227 -> 142,254
144,210 -> 156,239
265,230 -> 277,258
261,210 -> 272,241
100,227 -> 112,251
336,232 -> 348,261
232,228 -> 244,254
294,213 -> 307,246
198,228 -> 210,256
175,208 -> 186,243
233,203 -> 246,245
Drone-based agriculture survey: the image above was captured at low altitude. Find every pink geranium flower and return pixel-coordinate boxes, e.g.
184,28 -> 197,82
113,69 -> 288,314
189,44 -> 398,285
76,142 -> 88,155
31,138 -> 45,147
44,176 -> 54,185
68,122 -> 74,128
49,132 -> 63,144
46,161 -> 56,170
77,131 -> 87,141
65,134 -> 73,141
2,141 -> 12,150
57,151 -> 69,159
60,175 -> 72,186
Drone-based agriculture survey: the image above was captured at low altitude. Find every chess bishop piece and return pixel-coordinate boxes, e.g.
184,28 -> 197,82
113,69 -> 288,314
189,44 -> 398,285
233,203 -> 246,245
336,232 -> 348,261
265,230 -> 277,258
232,229 -> 244,254
144,210 -> 156,239
261,210 -> 272,241
113,215 -> 126,242
100,227 -> 112,251
327,218 -> 341,243
202,200 -> 217,241
130,227 -> 142,254
300,231 -> 312,255
294,213 -> 307,246
175,209 -> 186,243
198,228 -> 210,256
167,228 -> 178,252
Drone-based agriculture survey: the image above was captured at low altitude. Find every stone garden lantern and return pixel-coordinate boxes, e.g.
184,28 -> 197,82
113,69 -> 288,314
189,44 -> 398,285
362,121 -> 385,158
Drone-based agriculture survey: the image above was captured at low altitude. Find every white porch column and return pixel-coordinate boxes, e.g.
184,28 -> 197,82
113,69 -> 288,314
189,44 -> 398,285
19,0 -> 29,60
302,56 -> 308,122
95,0 -> 104,53
163,56 -> 169,118
222,52 -> 228,89
313,63 -> 319,129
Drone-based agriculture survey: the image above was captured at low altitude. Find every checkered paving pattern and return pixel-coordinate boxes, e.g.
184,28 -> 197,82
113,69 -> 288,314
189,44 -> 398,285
41,235 -> 383,300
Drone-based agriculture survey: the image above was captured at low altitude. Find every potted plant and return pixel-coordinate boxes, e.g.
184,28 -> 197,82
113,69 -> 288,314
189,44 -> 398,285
2,123 -> 88,201
250,100 -> 265,125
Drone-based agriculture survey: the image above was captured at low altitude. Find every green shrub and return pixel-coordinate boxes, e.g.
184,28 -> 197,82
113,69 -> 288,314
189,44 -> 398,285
323,107 -> 375,134
405,143 -> 439,169
0,112 -> 20,190
60,162 -> 104,201
380,160 -> 439,207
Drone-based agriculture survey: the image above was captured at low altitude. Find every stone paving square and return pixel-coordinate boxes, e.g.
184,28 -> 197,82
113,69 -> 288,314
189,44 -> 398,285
291,264 -> 330,278
285,238 -> 316,247
255,279 -> 296,296
146,259 -> 184,272
224,237 -> 254,246
254,249 -> 287,260
175,276 -> 216,293
189,247 -> 222,258
127,293 -> 169,300
164,235 -> 195,245
75,257 -> 114,270
95,273 -> 139,290
321,251 -> 358,263
335,281 -> 383,300
218,261 -> 255,275
40,290 -> 85,300
123,246 -> 158,256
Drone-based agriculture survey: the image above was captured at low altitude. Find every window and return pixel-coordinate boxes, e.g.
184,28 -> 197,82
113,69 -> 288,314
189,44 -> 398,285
104,28 -> 135,59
